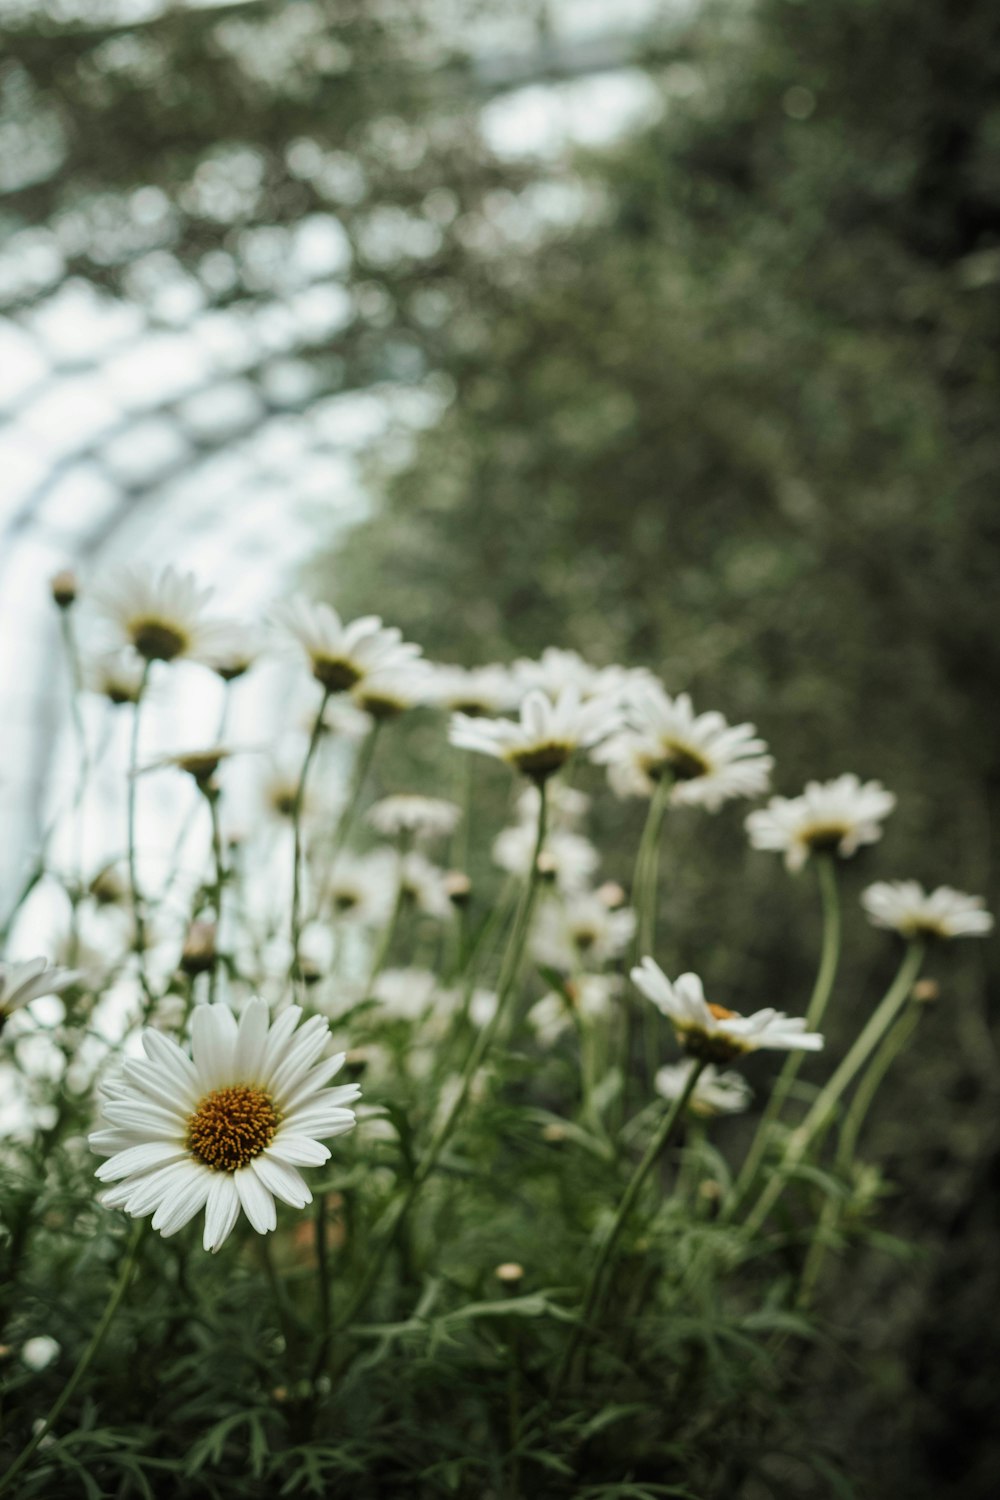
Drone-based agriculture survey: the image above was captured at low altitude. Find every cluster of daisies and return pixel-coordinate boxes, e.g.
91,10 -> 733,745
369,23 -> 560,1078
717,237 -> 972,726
3,564 -> 990,1255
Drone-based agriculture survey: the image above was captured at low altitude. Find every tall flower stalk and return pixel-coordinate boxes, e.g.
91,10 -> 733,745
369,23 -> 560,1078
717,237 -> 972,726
127,663 -> 154,1008
290,687 -> 331,980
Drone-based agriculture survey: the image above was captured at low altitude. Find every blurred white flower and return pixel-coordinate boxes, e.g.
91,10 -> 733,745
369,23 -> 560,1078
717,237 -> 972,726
430,663 -> 518,716
655,1060 -> 752,1118
92,564 -> 235,667
493,823 -> 598,892
632,958 -> 824,1063
21,1336 -> 60,1372
368,795 -> 461,842
273,595 -> 421,694
351,661 -> 435,719
91,1000 -> 359,1251
0,958 -> 79,1025
370,967 -> 438,1022
528,974 -> 620,1045
861,881 -> 993,940
451,687 -> 621,782
85,648 -> 148,705
327,851 -> 396,925
398,852 -> 453,918
515,782 -> 591,830
531,892 -> 636,971
514,648 -> 653,705
595,685 -> 772,810
746,774 -> 896,872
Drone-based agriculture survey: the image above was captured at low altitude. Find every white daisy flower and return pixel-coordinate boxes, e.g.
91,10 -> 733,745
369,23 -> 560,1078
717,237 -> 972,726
370,967 -> 438,1022
368,795 -> 461,842
595,685 -> 773,811
92,564 -> 235,666
351,661 -> 435,720
209,627 -> 262,683
397,852 -> 453,919
492,824 -> 598,892
531,892 -> 636,971
0,958 -> 80,1028
21,1336 -> 60,1372
273,595 -> 422,695
430,664 -> 519,717
90,1000 -> 360,1251
450,687 -> 621,782
861,881 -> 994,940
528,974 -> 620,1045
514,649 -> 654,705
515,782 -> 591,830
85,648 -> 148,705
655,1060 -> 752,1118
632,958 -> 824,1064
745,774 -> 896,872
327,851 -> 396,925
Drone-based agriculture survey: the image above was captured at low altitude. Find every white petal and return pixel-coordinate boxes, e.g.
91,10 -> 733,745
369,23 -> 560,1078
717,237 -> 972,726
265,1135 -> 330,1167
234,1168 -> 277,1235
191,1004 -> 239,1090
151,1165 -> 212,1237
203,1174 -> 240,1252
96,1142 -> 189,1183
250,1155 -> 312,1209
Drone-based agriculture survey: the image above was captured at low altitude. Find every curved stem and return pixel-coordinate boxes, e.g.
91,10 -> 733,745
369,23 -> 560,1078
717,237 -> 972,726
291,689 -> 331,980
0,1222 -> 142,1496
554,1057 -> 707,1397
728,856 -> 840,1213
334,779 -> 549,1335
743,940 -> 924,1237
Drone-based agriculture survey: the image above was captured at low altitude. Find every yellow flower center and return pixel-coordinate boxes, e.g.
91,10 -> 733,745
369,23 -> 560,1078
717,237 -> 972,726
187,1085 -> 279,1172
312,656 -> 362,693
800,821 -> 851,853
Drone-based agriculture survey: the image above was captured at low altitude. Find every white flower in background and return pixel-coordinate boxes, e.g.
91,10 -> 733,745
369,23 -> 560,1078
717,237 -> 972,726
746,774 -> 896,872
451,687 -> 621,782
21,1336 -> 60,1371
0,959 -> 79,1027
493,823 -> 598,892
595,685 -> 772,810
86,648 -> 148,705
438,986 -> 499,1029
208,626 -> 262,683
370,967 -> 438,1022
368,795 -> 461,843
141,743 -> 260,790
633,958 -> 824,1063
861,881 -> 994,940
327,851 -> 396,925
655,1061 -> 752,1118
528,974 -> 620,1045
430,664 -> 518,716
321,698 -> 373,742
531,892 -> 636,971
351,661 -> 435,720
274,595 -> 422,694
91,1000 -> 359,1251
92,564 -> 235,667
514,648 -> 654,705
515,782 -> 591,830
398,852 -> 453,919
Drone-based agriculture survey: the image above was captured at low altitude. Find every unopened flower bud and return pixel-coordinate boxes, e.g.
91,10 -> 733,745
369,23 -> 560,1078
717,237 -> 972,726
542,1122 -> 567,1144
536,851 -> 559,882
89,866 -> 127,907
494,1262 -> 524,1286
913,979 -> 940,1004
444,871 -> 472,907
597,881 -> 627,910
50,569 -> 78,609
298,957 -> 323,987
22,1336 -> 60,1371
180,921 -> 217,976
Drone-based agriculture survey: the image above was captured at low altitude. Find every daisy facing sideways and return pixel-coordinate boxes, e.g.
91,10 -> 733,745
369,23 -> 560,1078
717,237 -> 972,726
655,1060 -> 753,1118
92,564 -> 237,667
861,881 -> 993,941
274,596 -> 421,695
632,958 -> 823,1065
91,1000 -> 359,1251
450,686 -> 621,783
745,774 -> 895,872
0,958 -> 80,1030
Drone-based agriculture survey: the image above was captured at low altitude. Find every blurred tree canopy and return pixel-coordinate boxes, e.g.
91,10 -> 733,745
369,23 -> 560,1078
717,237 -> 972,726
4,0 -> 1000,1494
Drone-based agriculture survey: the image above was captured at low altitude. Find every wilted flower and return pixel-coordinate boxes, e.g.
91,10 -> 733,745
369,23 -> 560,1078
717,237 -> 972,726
451,687 -> 621,782
632,958 -> 823,1063
0,959 -> 80,1028
92,564 -> 234,667
746,774 -> 896,872
274,596 -> 422,694
528,974 -> 620,1044
595,686 -> 772,810
368,795 -> 461,842
91,1000 -> 359,1251
655,1060 -> 752,1118
861,881 -> 993,940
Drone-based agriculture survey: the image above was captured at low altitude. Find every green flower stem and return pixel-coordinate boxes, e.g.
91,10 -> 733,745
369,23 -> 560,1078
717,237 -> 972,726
630,776 -> 673,1086
743,940 -> 924,1238
798,1001 -> 922,1307
334,781 -> 550,1336
0,1221 -> 143,1497
128,664 -> 155,1009
290,688 -> 331,981
554,1056 -> 707,1397
728,855 -> 840,1214
309,1193 -> 333,1389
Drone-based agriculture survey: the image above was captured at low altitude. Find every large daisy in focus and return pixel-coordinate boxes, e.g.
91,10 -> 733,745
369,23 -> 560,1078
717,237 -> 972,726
91,1001 -> 359,1251
595,685 -> 772,811
746,774 -> 896,872
450,687 -> 621,783
861,881 -> 993,940
632,958 -> 823,1064
92,565 -> 235,667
